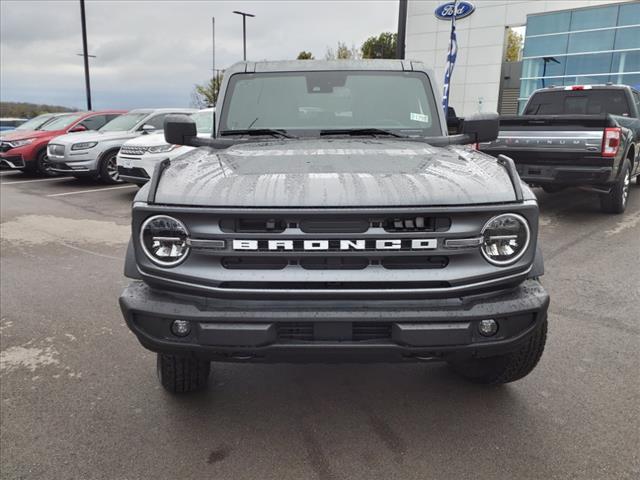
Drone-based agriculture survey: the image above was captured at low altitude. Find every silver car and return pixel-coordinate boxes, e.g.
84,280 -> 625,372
47,108 -> 195,183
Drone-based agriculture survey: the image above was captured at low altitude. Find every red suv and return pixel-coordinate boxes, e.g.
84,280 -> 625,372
0,110 -> 126,174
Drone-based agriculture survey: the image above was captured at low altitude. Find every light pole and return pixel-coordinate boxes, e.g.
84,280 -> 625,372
232,10 -> 255,61
79,0 -> 92,110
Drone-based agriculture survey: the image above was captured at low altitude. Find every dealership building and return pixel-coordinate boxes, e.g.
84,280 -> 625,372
405,0 -> 640,115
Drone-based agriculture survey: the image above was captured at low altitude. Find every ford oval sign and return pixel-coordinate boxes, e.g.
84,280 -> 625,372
435,1 -> 475,20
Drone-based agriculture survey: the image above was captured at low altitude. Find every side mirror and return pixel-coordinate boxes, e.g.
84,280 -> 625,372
164,115 -> 197,146
461,113 -> 499,143
141,124 -> 156,134
69,125 -> 86,133
446,107 -> 462,135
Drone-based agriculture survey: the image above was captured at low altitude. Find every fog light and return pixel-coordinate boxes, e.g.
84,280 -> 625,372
171,319 -> 191,337
478,319 -> 498,337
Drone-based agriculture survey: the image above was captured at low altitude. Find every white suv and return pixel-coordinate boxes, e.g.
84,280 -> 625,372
47,108 -> 196,183
116,108 -> 214,185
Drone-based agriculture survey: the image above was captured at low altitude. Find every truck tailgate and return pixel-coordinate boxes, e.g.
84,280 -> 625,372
479,114 -> 616,165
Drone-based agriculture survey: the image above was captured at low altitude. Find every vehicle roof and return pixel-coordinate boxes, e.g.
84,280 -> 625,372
535,84 -> 634,92
224,59 -> 430,75
128,108 -> 196,114
0,117 -> 28,121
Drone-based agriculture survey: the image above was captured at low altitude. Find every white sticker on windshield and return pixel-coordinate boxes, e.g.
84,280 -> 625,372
410,112 -> 430,123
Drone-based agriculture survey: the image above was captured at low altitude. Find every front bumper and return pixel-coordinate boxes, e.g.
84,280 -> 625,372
515,163 -> 615,186
0,153 -> 25,169
119,279 -> 550,363
118,166 -> 150,184
47,152 -> 99,174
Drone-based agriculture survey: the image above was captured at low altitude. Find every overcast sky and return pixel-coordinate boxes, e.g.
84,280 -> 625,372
0,0 -> 398,110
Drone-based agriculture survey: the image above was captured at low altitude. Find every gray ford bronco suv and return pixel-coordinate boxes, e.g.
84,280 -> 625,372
119,60 -> 550,393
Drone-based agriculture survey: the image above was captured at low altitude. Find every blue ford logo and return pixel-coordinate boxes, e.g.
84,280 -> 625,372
434,1 -> 475,20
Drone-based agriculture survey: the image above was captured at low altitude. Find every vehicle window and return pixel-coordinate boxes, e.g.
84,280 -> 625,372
142,114 -> 170,130
15,114 -> 54,131
79,115 -> 107,130
105,114 -> 121,123
524,90 -> 631,116
99,113 -> 148,132
191,110 -> 214,134
220,71 -> 442,136
0,120 -> 23,128
39,113 -> 85,131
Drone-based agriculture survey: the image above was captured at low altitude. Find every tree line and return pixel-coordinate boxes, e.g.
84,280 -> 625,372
1,102 -> 76,119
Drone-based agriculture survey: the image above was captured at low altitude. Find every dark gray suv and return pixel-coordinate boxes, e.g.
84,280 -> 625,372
119,60 -> 550,393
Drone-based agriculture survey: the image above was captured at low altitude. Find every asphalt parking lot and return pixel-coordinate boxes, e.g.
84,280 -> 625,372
1,170 -> 639,480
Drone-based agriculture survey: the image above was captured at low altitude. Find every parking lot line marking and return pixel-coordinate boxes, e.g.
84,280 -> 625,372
46,184 -> 136,197
0,177 -> 72,185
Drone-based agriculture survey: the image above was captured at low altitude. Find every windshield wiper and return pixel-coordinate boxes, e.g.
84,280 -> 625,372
220,129 -> 296,139
319,128 -> 407,138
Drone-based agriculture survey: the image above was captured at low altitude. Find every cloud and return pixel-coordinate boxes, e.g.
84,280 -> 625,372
0,0 -> 398,110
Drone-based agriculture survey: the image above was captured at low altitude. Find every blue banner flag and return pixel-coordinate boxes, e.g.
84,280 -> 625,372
442,1 -> 458,115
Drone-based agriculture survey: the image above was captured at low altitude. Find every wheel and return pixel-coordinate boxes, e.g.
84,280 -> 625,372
448,319 -> 547,385
600,159 -> 631,214
36,149 -> 57,176
541,185 -> 564,194
98,150 -> 123,184
157,354 -> 210,393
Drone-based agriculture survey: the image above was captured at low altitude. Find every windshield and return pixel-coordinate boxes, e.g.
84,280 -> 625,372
220,71 -> 442,136
525,90 -> 632,116
15,114 -> 54,131
39,113 -> 84,131
192,110 -> 214,134
99,113 -> 147,132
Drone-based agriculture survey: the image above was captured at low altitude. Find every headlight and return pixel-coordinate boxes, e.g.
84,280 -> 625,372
140,215 -> 190,267
71,141 -> 98,150
147,144 -> 177,153
8,138 -> 34,148
480,213 -> 530,266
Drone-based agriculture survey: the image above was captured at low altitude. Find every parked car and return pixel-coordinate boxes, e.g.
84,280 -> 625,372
0,117 -> 27,132
116,108 -> 214,185
0,111 -> 126,174
119,60 -> 549,394
3,113 -> 64,137
47,108 -> 196,184
480,84 -> 640,214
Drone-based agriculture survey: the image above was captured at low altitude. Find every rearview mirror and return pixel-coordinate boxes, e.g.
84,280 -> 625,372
69,125 -> 86,133
460,113 -> 499,143
141,124 -> 156,134
164,115 -> 197,146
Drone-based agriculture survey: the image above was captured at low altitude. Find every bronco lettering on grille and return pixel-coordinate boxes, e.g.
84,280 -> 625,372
232,239 -> 437,251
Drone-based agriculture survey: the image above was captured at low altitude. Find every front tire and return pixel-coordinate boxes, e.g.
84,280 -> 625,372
157,354 -> 210,393
600,159 -> 631,214
98,150 -> 123,184
448,319 -> 547,385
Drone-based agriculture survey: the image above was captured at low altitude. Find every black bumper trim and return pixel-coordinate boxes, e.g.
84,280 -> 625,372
119,280 -> 550,362
515,164 -> 614,186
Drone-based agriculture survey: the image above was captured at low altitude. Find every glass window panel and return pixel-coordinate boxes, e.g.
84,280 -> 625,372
570,5 -> 619,30
614,27 -> 640,50
523,34 -> 569,57
522,57 -> 566,78
526,12 -> 571,36
611,73 -> 640,89
568,30 -> 615,53
562,75 -> 610,87
618,2 -> 640,26
565,53 -> 613,75
612,50 -> 640,73
519,79 -> 545,99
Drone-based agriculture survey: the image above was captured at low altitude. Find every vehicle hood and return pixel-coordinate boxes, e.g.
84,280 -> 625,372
123,132 -> 166,148
0,129 -> 61,141
51,130 -> 137,145
153,138 -> 518,207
